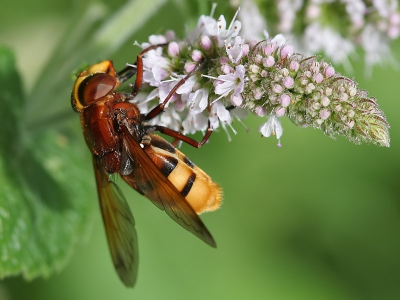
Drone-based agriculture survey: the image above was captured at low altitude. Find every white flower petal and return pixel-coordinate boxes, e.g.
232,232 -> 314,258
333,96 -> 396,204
259,115 -> 283,139
214,65 -> 245,97
212,101 -> 232,124
227,36 -> 243,63
271,34 -> 286,46
176,76 -> 197,95
188,88 -> 209,114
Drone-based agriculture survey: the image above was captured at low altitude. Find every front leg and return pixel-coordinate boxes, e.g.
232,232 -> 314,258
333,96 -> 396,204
132,44 -> 167,98
144,60 -> 204,121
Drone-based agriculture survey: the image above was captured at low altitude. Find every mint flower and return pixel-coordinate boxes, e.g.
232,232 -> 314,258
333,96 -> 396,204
244,41 -> 390,146
130,8 -> 390,147
237,0 -> 400,70
213,65 -> 246,103
259,115 -> 283,147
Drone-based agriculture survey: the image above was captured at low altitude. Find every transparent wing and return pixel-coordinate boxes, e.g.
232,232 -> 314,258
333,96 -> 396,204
93,156 -> 139,287
120,127 -> 216,248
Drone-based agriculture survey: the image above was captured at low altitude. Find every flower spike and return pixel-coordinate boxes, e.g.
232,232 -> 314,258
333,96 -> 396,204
130,8 -> 390,147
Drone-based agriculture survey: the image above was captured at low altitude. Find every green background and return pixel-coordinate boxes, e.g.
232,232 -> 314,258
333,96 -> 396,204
1,0 -> 399,299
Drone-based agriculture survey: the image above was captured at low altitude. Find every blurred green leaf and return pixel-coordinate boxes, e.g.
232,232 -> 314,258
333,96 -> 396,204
0,46 -> 94,280
25,0 -> 169,131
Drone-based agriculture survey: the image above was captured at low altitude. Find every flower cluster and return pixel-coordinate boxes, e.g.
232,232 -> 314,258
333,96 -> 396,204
130,7 -> 390,147
244,42 -> 390,146
238,0 -> 400,69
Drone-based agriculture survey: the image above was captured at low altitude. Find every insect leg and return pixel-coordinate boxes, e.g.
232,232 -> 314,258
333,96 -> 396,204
118,65 -> 137,84
151,122 -> 213,148
132,44 -> 167,97
144,62 -> 203,121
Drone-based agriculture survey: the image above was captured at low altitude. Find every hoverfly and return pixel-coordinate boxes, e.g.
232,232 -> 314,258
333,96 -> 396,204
71,45 -> 222,287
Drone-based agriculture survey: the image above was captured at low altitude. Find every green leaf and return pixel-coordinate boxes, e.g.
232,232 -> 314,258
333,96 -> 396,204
0,47 -> 94,279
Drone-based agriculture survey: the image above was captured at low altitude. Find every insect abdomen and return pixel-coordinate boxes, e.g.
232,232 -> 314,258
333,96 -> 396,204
147,135 -> 222,214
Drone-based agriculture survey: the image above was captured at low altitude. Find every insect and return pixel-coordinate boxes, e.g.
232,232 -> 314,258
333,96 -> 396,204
71,45 -> 222,287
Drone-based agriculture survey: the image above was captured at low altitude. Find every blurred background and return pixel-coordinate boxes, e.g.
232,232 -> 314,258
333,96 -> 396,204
1,0 -> 399,299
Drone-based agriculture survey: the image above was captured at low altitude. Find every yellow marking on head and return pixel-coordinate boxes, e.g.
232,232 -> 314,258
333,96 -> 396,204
71,60 -> 118,112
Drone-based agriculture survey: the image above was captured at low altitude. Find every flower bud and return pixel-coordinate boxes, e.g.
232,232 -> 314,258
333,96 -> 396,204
191,50 -> 203,62
200,35 -> 212,51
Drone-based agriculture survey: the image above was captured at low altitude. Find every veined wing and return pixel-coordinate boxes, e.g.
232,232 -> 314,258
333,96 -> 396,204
120,127 -> 216,248
93,156 -> 139,287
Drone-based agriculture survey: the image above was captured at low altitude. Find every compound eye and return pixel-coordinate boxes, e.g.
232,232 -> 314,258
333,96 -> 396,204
78,73 -> 117,106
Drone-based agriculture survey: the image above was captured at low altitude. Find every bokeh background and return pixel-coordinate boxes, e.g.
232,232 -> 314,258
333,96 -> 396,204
1,0 -> 399,299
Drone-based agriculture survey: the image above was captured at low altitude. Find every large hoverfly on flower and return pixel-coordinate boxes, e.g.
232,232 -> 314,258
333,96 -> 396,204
71,45 -> 222,287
